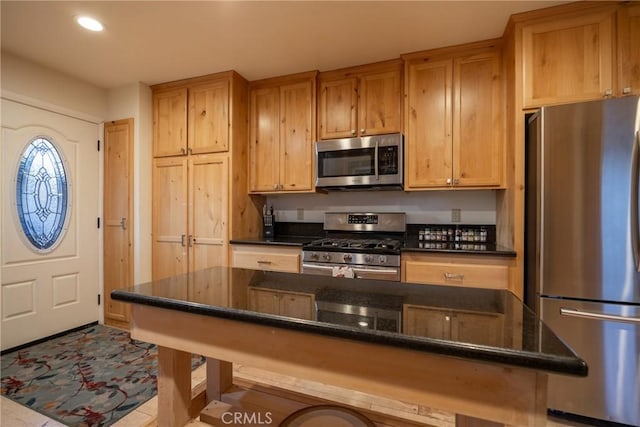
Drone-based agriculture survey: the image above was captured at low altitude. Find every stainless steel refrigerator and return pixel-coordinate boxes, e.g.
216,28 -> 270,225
527,95 -> 640,426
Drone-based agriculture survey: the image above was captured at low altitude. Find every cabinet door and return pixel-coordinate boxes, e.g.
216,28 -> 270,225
318,77 -> 358,139
278,292 -> 314,320
249,86 -> 280,192
617,3 -> 640,96
280,81 -> 314,191
403,305 -> 450,339
405,59 -> 453,188
248,288 -> 280,316
189,154 -> 229,271
359,68 -> 402,136
152,157 -> 188,280
153,88 -> 188,157
451,311 -> 504,347
188,81 -> 230,154
453,50 -> 504,187
522,9 -> 615,107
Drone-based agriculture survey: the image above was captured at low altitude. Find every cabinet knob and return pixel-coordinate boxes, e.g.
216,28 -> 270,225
623,87 -> 632,94
273,184 -> 279,190
351,130 -> 356,136
604,89 -> 613,97
453,178 -> 459,185
446,178 -> 452,185
360,128 -> 366,134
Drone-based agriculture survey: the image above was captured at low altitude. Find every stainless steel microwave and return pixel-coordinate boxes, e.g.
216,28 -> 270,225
315,133 -> 403,190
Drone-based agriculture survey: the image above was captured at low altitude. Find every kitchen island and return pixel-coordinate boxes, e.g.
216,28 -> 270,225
112,267 -> 587,427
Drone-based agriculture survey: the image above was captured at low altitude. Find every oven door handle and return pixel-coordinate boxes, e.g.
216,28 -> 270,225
374,139 -> 379,181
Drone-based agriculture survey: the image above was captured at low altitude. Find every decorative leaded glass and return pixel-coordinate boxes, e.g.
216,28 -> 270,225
16,137 -> 69,251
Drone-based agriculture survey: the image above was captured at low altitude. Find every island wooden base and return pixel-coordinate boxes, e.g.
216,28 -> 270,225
130,305 -> 547,427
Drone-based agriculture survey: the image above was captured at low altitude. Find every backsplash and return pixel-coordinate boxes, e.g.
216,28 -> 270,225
266,190 -> 497,225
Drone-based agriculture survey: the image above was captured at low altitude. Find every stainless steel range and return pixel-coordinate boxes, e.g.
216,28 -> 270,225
301,212 -> 406,281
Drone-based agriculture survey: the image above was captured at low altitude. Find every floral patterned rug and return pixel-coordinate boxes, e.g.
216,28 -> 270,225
1,324 -> 204,426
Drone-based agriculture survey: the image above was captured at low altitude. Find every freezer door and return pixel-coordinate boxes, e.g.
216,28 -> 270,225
541,297 -> 640,425
538,95 -> 640,303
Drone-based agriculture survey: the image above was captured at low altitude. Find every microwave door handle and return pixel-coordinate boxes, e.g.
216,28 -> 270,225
374,140 -> 379,181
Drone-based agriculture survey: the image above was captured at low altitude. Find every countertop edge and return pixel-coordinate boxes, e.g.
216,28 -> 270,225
112,290 -> 587,377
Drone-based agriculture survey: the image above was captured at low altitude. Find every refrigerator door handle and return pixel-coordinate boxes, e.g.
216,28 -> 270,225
560,307 -> 640,325
633,130 -> 640,272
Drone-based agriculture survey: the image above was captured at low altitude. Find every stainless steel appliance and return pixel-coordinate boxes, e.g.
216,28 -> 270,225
527,96 -> 640,426
315,288 -> 403,333
315,133 -> 403,190
301,212 -> 405,281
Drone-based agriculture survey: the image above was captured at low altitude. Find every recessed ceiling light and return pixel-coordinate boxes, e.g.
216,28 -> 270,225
76,16 -> 104,32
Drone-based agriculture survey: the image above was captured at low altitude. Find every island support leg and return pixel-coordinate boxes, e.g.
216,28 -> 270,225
206,357 -> 233,402
157,346 -> 192,427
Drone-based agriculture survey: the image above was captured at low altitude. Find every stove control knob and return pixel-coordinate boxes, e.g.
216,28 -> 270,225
323,253 -> 332,261
378,255 -> 387,264
364,254 -> 373,263
343,254 -> 353,262
310,252 -> 319,260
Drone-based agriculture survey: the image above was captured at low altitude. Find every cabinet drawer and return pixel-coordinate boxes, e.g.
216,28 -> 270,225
404,261 -> 508,289
232,245 -> 301,273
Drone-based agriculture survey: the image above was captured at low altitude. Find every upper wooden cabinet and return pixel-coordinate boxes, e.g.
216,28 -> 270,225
617,2 -> 640,97
153,75 -> 232,157
153,88 -> 187,157
521,5 -> 617,107
249,71 -> 317,193
403,42 -> 505,190
318,60 -> 402,139
188,80 -> 230,154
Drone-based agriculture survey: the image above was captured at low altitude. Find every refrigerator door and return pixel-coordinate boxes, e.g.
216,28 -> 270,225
539,96 -> 640,304
541,297 -> 640,425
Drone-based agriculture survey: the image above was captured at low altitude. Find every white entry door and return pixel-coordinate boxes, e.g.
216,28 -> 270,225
1,98 -> 100,351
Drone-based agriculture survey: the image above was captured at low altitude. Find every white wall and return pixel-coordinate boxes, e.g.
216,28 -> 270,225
106,83 -> 153,285
1,52 -> 108,120
267,190 -> 497,225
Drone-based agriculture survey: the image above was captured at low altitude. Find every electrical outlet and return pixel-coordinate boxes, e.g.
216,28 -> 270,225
297,208 -> 304,220
451,209 -> 461,222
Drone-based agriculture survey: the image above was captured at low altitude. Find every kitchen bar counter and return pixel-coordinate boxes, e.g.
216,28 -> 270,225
112,267 -> 586,426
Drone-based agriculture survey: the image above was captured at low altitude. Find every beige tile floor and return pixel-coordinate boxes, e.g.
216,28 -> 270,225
1,363 -> 593,427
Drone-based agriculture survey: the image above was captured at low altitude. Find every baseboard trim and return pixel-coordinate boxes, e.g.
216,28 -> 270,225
1,321 -> 99,355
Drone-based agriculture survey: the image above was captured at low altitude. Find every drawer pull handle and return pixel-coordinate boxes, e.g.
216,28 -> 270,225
444,272 -> 464,280
257,260 -> 272,264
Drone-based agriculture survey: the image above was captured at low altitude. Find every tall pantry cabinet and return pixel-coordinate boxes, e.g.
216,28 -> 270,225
151,71 -> 263,280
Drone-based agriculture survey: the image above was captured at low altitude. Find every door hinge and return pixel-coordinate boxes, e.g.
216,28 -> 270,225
98,294 -> 101,305
97,217 -> 101,228
97,140 -> 101,151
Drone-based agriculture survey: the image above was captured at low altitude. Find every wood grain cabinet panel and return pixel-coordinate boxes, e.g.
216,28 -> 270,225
152,155 -> 229,280
249,72 -> 317,193
318,60 -> 402,140
248,287 -> 314,320
403,304 -> 504,347
188,80 -> 230,154
401,253 -> 513,290
522,7 -> 616,107
617,3 -> 640,97
404,42 -> 504,190
231,244 -> 301,273
153,88 -> 188,157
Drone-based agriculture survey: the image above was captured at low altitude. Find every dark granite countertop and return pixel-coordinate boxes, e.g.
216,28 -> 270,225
112,267 -> 587,377
402,238 -> 517,257
230,236 -> 317,246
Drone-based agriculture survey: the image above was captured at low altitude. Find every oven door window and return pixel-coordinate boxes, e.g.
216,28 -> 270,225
317,148 -> 375,178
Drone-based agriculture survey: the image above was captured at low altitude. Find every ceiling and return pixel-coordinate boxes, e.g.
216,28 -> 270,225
1,1 -> 569,90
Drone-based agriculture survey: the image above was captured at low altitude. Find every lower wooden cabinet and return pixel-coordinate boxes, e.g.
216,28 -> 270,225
403,304 -> 504,347
231,244 -> 301,273
248,287 -> 315,320
402,253 -> 513,290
